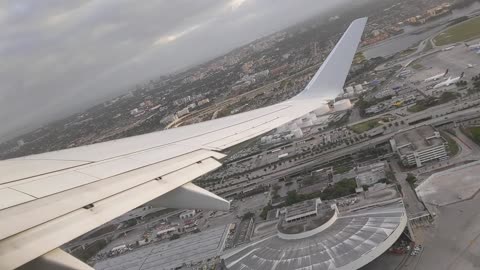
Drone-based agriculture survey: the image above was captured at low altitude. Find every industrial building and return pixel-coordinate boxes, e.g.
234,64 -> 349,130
180,209 -> 196,220
176,107 -> 190,117
365,104 -> 385,115
160,114 -> 178,124
197,98 -> 210,106
390,126 -> 447,167
355,162 -> 386,187
284,198 -> 322,223
95,225 -> 230,270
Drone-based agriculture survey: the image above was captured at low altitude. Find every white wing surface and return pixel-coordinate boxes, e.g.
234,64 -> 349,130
0,18 -> 367,270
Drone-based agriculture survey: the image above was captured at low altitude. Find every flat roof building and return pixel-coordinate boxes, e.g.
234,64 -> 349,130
180,209 -> 196,220
356,162 -> 386,187
95,225 -> 230,270
284,198 -> 322,223
176,107 -> 190,118
390,126 -> 447,167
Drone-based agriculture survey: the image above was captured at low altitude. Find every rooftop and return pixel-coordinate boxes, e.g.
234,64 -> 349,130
356,162 -> 385,173
94,224 -> 229,270
393,126 -> 444,155
279,204 -> 335,234
225,201 -> 406,270
285,198 -> 319,219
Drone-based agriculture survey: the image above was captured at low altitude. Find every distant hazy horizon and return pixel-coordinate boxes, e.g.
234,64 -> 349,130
0,0 -> 374,142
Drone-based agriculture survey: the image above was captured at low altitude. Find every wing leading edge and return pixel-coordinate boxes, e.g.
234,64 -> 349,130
0,18 -> 367,270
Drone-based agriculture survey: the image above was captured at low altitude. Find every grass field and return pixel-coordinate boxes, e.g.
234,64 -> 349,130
463,126 -> 480,145
350,118 -> 383,133
399,48 -> 416,57
407,103 -> 428,112
441,131 -> 460,156
411,63 -> 424,70
434,16 -> 480,46
333,164 -> 352,174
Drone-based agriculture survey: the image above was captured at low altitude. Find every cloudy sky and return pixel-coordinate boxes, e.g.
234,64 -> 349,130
0,0 -> 357,140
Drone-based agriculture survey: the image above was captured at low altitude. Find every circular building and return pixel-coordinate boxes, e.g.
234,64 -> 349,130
224,199 -> 407,270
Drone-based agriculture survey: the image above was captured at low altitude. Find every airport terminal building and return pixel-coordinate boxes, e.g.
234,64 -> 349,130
224,196 -> 407,270
94,188 -> 407,270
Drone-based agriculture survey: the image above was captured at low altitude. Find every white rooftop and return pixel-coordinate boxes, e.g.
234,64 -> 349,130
224,202 -> 406,270
94,225 -> 229,270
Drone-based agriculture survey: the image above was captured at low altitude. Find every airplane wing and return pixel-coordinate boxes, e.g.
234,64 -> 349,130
0,18 -> 367,270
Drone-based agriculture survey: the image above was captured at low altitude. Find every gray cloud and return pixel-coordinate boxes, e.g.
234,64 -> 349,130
0,0 -> 355,140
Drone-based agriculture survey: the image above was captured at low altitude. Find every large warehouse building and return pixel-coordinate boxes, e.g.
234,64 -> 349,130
94,225 -> 230,270
390,125 -> 447,167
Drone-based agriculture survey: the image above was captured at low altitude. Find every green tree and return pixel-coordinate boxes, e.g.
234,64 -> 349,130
406,173 -> 417,188
169,234 -> 180,241
260,204 -> 273,220
286,191 -> 300,205
242,212 -> 255,220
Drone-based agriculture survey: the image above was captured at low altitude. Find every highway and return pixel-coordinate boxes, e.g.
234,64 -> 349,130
213,101 -> 480,197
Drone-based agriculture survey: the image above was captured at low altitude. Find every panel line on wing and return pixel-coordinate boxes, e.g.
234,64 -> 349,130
0,150 -> 225,240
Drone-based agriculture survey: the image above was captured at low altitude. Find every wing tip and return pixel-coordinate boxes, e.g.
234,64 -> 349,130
349,17 -> 368,32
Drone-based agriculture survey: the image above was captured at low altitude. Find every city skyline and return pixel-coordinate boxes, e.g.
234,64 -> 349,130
0,0 -> 358,141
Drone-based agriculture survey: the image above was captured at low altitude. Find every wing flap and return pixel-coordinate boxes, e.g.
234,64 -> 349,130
150,182 -> 229,211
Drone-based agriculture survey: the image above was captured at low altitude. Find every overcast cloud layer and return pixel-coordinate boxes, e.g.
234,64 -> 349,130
0,0 -> 354,140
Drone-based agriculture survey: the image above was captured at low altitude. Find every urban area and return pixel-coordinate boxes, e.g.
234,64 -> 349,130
3,0 -> 480,269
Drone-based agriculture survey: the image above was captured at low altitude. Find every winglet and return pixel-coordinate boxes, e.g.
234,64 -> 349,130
295,17 -> 368,99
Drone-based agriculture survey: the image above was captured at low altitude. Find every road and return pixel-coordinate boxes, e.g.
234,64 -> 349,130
394,127 -> 480,270
218,134 -> 392,197
389,160 -> 426,218
348,107 -> 362,123
215,104 -> 480,197
454,127 -> 480,153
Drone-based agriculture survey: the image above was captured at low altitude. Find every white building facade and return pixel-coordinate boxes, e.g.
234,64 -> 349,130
390,126 -> 447,167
